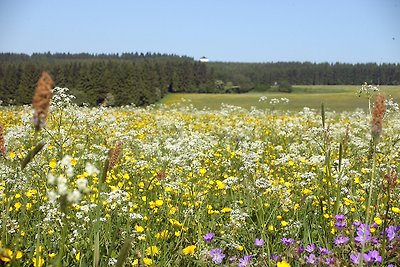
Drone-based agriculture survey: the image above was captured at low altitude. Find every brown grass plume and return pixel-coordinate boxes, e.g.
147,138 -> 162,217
108,142 -> 122,170
0,121 -> 6,156
33,71 -> 53,131
371,93 -> 386,141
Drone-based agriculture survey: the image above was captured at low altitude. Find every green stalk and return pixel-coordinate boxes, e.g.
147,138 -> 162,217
93,156 -> 109,267
360,143 -> 377,266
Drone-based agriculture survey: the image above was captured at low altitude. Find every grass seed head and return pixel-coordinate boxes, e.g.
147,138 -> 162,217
0,121 -> 5,156
371,93 -> 386,141
108,141 -> 122,170
33,71 -> 53,131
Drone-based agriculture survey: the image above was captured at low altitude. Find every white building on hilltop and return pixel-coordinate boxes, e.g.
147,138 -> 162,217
199,56 -> 209,62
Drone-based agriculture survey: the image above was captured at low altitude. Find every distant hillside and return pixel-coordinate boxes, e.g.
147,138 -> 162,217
1,52 -> 399,106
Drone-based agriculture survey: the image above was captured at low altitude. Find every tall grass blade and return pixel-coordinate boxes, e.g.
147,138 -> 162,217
21,141 -> 46,169
115,237 -> 134,267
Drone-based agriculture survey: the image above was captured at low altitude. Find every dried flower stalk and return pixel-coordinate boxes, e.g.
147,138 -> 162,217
108,142 -> 122,170
33,71 -> 53,131
371,93 -> 386,141
0,121 -> 6,156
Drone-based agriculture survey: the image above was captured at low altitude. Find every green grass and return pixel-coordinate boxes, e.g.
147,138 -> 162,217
159,85 -> 400,112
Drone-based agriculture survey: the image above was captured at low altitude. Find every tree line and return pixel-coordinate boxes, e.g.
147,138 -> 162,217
1,52 -> 399,106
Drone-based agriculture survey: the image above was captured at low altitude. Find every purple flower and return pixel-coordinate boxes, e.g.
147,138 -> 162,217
353,220 -> 362,227
333,235 -> 349,246
203,233 -> 215,242
305,253 -> 318,265
209,248 -> 226,264
319,247 -> 331,255
350,253 -> 361,264
254,238 -> 265,247
270,254 -> 280,261
363,250 -> 382,263
305,243 -> 316,253
297,245 -> 304,253
354,224 -> 371,245
334,220 -> 346,229
334,214 -> 346,221
238,255 -> 252,267
325,257 -> 335,265
386,225 -> 397,242
281,237 -> 294,246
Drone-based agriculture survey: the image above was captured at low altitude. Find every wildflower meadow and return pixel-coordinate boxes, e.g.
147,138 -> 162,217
0,76 -> 399,266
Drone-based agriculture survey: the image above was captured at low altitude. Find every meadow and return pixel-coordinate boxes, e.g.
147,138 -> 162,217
0,84 -> 400,266
160,85 -> 400,112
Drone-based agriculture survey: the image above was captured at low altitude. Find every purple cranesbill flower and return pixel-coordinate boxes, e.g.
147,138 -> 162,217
334,220 -> 346,229
305,243 -> 316,253
325,257 -> 335,265
281,237 -> 294,246
319,247 -> 331,255
305,253 -> 318,265
203,233 -> 215,242
354,224 -> 371,245
270,254 -> 280,261
333,235 -> 349,246
350,253 -> 362,264
386,225 -> 397,242
238,255 -> 252,267
363,250 -> 382,263
297,245 -> 304,253
334,214 -> 346,221
209,248 -> 226,264
254,238 -> 265,247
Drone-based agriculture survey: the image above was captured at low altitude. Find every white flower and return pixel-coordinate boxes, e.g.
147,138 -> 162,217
67,190 -> 81,203
57,183 -> 68,196
85,162 -> 99,176
48,190 -> 58,202
47,173 -> 56,185
76,178 -> 88,192
60,155 -> 72,168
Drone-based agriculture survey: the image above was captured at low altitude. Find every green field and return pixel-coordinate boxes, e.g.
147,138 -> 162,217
159,85 -> 400,112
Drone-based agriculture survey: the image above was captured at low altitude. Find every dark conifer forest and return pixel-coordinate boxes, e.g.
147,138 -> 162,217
1,52 -> 399,106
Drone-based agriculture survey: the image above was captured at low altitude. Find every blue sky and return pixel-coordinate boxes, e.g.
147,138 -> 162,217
0,0 -> 399,63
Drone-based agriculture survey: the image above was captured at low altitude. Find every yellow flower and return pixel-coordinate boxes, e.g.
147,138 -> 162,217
277,260 -> 291,267
145,246 -> 159,256
281,220 -> 288,227
155,230 -> 169,239
236,245 -> 244,251
33,256 -> 45,267
143,257 -> 153,266
392,207 -> 400,214
199,168 -> 207,175
216,180 -> 225,189
9,151 -> 16,159
49,159 -> 57,169
0,247 -> 12,262
132,259 -> 139,266
135,225 -> 144,233
155,199 -> 163,207
75,251 -> 81,261
221,207 -> 231,213
0,246 -> 22,262
182,245 -> 196,256
374,217 -> 382,225
14,202 -> 22,210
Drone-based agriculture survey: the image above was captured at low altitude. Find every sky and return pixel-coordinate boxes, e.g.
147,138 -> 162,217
0,0 -> 399,63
